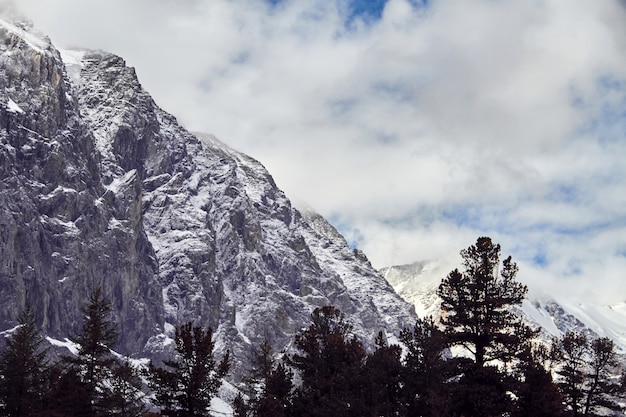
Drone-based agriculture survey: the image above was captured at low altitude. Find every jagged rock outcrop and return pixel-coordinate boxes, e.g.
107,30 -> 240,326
0,17 -> 163,355
0,16 -> 416,379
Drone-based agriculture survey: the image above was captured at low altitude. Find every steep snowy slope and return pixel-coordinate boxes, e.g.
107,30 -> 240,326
73,49 -> 417,376
0,17 -> 163,355
383,260 -> 626,352
0,15 -> 416,380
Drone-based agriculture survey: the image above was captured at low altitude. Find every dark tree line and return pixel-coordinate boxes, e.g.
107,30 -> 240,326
0,288 -> 229,417
0,237 -> 624,417
233,237 -> 625,417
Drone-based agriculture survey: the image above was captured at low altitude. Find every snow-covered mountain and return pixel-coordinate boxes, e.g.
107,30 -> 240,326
382,260 -> 626,352
0,15 -> 416,379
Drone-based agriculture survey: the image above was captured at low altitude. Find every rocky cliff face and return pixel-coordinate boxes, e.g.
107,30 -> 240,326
0,16 -> 416,378
0,17 -> 163,355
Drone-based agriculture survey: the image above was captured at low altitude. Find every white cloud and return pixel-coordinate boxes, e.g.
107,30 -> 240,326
14,0 -> 626,303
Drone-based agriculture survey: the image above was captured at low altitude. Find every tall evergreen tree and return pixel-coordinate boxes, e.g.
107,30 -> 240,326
512,345 -> 564,417
108,359 -> 147,417
289,306 -> 367,417
436,237 -> 538,417
583,337 -> 622,415
437,237 -> 534,368
399,317 -> 455,417
63,287 -> 120,416
147,322 -> 229,417
362,331 -> 404,417
244,339 -> 293,417
0,304 -> 49,417
552,332 -> 623,416
552,332 -> 590,416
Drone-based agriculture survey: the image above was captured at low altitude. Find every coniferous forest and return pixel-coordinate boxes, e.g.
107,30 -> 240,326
0,237 -> 623,417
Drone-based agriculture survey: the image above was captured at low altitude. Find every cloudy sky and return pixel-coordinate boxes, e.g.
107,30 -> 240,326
15,0 -> 626,302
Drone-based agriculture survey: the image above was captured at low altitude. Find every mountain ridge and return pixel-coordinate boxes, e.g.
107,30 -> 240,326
382,259 -> 626,353
0,15 -> 416,380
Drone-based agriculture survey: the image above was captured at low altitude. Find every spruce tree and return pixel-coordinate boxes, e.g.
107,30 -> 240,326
63,287 -> 120,416
552,332 -> 623,416
289,306 -> 367,417
513,345 -> 564,417
245,339 -> 293,417
399,317 -> 455,417
437,237 -> 534,368
147,322 -> 230,417
0,304 -> 49,417
362,331 -> 403,417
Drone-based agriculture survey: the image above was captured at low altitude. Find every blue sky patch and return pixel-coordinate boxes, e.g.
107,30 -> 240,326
532,252 -> 548,267
328,215 -> 363,249
346,0 -> 431,26
442,205 -> 486,231
548,184 -> 583,204
347,0 -> 387,23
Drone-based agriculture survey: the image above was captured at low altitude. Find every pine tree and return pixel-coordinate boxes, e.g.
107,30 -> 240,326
244,339 -> 293,417
63,287 -> 120,416
147,322 -> 230,417
437,237 -> 534,368
362,331 -> 403,417
232,392 -> 250,417
0,304 -> 49,417
552,332 -> 589,416
254,362 -> 293,417
289,306 -> 367,417
399,317 -> 455,417
552,332 -> 623,416
513,345 -> 564,417
436,237 -> 538,417
583,337 -> 622,415
108,359 -> 147,417
245,339 -> 275,405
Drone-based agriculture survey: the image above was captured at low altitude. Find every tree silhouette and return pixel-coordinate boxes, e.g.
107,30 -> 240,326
552,332 -> 623,416
147,322 -> 229,417
63,287 -> 120,415
0,304 -> 49,417
290,306 -> 367,417
244,339 -> 293,417
513,345 -> 564,417
362,331 -> 404,417
108,359 -> 147,417
254,362 -> 293,417
437,237 -> 533,368
399,317 -> 455,417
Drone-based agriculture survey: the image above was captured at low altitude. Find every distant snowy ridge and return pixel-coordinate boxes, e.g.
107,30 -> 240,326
383,260 -> 626,352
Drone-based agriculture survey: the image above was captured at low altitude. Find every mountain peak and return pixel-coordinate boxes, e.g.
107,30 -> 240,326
0,21 -> 417,381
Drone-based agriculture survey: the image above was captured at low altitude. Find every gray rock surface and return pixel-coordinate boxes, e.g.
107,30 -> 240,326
0,18 -> 417,379
0,19 -> 163,355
